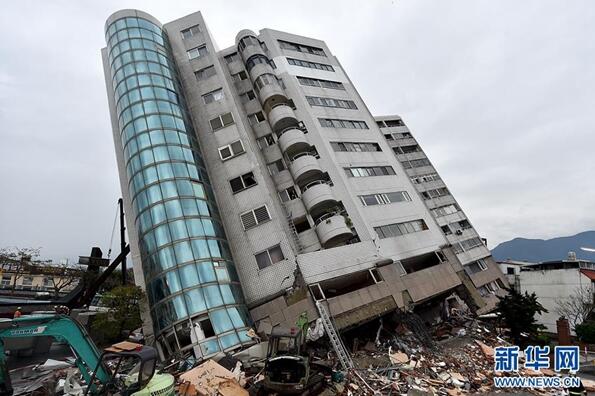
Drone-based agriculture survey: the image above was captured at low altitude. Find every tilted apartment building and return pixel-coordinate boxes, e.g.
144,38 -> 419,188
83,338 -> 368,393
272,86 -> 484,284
102,9 -> 506,360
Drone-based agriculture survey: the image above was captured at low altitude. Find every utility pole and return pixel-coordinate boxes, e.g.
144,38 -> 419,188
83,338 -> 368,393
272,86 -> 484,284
118,198 -> 127,285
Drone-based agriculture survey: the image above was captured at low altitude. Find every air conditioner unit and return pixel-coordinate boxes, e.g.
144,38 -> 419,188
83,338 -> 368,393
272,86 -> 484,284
455,230 -> 463,235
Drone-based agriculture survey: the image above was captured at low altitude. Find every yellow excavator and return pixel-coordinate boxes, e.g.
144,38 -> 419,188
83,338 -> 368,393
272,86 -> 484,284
0,314 -> 174,395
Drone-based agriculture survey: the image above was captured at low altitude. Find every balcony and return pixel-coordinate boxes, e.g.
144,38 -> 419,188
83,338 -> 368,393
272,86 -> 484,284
257,84 -> 286,112
315,213 -> 353,248
301,181 -> 337,217
289,153 -> 322,185
278,127 -> 309,156
241,44 -> 266,63
268,104 -> 298,132
249,62 -> 274,82
297,229 -> 322,253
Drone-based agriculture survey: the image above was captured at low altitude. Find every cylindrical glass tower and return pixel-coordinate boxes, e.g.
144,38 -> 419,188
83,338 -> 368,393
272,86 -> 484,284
104,11 -> 251,358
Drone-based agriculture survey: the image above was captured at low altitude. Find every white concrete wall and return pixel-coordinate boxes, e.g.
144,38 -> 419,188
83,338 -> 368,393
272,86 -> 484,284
520,268 -> 592,334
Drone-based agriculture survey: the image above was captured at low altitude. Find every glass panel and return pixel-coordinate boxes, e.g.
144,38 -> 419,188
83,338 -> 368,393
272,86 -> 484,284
154,224 -> 171,247
169,220 -> 188,241
157,247 -> 176,271
181,199 -> 198,216
165,200 -> 183,219
219,332 -> 240,349
220,284 -> 234,304
227,307 -> 245,328
184,288 -> 207,314
187,219 -> 204,237
191,239 -> 210,259
199,339 -> 220,356
204,285 -> 223,308
210,309 -> 233,333
197,261 -> 216,283
174,241 -> 194,263
179,263 -> 200,288
150,204 -> 166,224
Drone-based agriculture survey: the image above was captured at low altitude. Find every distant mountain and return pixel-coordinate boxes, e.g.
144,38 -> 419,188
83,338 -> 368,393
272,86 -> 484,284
491,231 -> 595,263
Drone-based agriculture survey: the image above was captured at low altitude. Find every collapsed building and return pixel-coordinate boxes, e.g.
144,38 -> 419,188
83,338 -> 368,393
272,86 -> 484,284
101,9 -> 507,360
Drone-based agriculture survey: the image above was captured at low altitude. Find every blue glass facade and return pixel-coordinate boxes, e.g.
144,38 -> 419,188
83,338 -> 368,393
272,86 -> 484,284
104,15 -> 251,357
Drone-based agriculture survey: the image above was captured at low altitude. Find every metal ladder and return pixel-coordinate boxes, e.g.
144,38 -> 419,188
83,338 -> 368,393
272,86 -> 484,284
281,203 -> 303,253
315,300 -> 354,370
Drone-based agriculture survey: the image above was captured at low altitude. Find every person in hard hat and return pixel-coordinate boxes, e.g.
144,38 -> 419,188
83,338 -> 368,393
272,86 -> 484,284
13,307 -> 22,318
567,370 -> 586,396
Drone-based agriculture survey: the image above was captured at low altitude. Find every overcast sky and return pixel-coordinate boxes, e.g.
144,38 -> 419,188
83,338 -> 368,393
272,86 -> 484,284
1,0 -> 594,261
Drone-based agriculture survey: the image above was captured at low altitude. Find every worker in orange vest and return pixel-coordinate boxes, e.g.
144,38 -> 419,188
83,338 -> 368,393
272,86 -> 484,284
13,307 -> 22,318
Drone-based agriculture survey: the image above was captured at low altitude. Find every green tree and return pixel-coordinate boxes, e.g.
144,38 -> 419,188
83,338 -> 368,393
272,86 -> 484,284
496,288 -> 547,347
91,285 -> 145,346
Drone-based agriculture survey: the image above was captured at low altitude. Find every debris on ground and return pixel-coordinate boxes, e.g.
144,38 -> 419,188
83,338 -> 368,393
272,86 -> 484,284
177,359 -> 247,396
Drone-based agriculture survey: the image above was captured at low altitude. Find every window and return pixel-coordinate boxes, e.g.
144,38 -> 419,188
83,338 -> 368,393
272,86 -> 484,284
453,237 -> 485,254
257,134 -> 276,148
240,205 -> 271,230
255,244 -> 285,269
22,276 -> 33,287
293,217 -> 311,233
344,166 -> 395,177
267,159 -> 286,175
411,173 -> 441,184
402,158 -> 431,169
1,275 -> 11,286
377,119 -> 405,128
253,73 -> 277,91
464,259 -> 488,275
248,111 -> 265,125
374,219 -> 428,239
359,191 -> 411,206
181,25 -> 201,39
441,225 -> 452,235
319,118 -> 368,129
278,186 -> 298,202
239,90 -> 256,103
202,88 -> 224,104
232,70 -> 248,82
278,40 -> 326,56
195,65 -> 216,81
330,142 -> 381,152
450,220 -> 472,234
187,45 -> 208,60
393,145 -> 420,154
229,172 -> 257,193
507,267 -> 515,275
238,35 -> 260,50
246,54 -> 271,72
431,204 -> 460,217
209,112 -> 234,131
395,261 -> 407,276
297,76 -> 344,90
287,57 -> 334,71
307,96 -> 357,109
370,268 -> 383,283
421,187 -> 449,200
218,140 -> 245,160
224,52 -> 239,63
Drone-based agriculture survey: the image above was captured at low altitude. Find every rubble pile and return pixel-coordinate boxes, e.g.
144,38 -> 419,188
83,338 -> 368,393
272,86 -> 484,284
320,316 -> 504,395
318,312 -> 587,396
9,358 -> 85,395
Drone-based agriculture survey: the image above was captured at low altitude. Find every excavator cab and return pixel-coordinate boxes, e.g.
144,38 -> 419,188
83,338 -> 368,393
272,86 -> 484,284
0,315 -> 174,396
263,327 -> 310,394
89,342 -> 158,396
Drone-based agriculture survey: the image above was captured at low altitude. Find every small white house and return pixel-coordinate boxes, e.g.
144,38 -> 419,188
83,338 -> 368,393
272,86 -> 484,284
505,253 -> 595,335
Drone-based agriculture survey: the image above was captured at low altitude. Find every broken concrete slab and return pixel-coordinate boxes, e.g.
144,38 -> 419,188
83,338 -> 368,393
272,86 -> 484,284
179,359 -> 245,396
389,351 -> 409,364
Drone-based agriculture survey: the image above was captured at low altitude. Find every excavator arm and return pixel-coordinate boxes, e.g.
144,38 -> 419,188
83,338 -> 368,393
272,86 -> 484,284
0,315 -> 110,394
